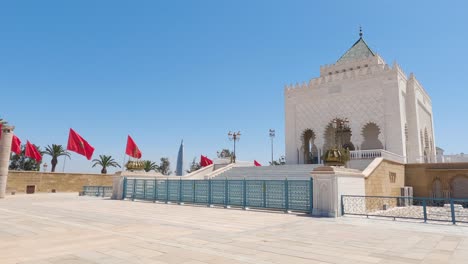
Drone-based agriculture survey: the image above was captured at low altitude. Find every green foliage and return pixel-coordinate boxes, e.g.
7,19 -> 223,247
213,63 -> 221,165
217,149 -> 233,158
269,156 -> 286,166
158,157 -> 172,175
44,144 -> 70,172
186,157 -> 201,173
9,144 -> 42,171
92,155 -> 120,174
143,160 -> 159,172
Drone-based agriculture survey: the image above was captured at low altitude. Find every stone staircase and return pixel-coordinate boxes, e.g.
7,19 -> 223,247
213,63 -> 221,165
211,164 -> 321,180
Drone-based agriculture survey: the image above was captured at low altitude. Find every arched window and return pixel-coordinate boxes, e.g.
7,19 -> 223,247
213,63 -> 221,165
302,129 -> 318,164
424,128 -> 430,162
432,178 -> 442,198
404,123 -> 409,158
424,128 -> 429,149
361,123 -> 384,150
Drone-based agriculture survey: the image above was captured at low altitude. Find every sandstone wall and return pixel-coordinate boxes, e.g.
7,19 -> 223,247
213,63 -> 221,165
7,171 -> 113,193
365,159 -> 405,197
405,163 -> 468,198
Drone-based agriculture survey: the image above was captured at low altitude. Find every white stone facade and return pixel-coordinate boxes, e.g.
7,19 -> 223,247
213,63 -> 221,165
436,148 -> 468,163
311,166 -> 365,217
284,35 -> 436,165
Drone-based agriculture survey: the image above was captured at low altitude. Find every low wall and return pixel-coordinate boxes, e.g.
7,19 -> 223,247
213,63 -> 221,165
311,166 -> 365,217
405,163 -> 468,198
363,158 -> 405,197
7,171 -> 113,193
360,158 -> 405,211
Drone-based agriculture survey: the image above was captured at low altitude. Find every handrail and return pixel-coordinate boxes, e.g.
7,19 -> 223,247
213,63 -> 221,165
341,194 -> 468,225
204,163 -> 236,179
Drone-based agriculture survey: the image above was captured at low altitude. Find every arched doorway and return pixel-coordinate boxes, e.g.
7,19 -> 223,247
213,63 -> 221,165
432,178 -> 442,198
302,129 -> 318,164
451,175 -> 468,199
361,122 -> 383,150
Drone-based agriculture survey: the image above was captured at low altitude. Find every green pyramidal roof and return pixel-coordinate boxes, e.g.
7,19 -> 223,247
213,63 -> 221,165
337,37 -> 375,63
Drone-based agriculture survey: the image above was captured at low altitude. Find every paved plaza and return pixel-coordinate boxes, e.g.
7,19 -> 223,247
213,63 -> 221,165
1,194 -> 468,264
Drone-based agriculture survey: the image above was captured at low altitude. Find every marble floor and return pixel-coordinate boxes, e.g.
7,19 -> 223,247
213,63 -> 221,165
0,193 -> 467,264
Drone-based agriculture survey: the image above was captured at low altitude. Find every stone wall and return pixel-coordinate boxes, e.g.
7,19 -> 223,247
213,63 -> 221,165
364,158 -> 405,197
405,163 -> 468,198
7,171 -> 113,193
360,159 -> 405,211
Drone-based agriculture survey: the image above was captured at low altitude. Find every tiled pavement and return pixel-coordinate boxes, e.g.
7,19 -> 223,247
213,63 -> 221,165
0,193 -> 467,264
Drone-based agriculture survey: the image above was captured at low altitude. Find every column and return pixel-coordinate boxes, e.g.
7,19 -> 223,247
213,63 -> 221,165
0,124 -> 15,198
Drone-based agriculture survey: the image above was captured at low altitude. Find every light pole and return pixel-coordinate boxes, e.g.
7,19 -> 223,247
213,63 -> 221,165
43,163 -> 48,172
332,118 -> 349,148
228,131 -> 241,163
269,129 -> 275,164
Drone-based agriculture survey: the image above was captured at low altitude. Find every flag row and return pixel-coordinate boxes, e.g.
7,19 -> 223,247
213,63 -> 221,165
1,124 -> 262,166
0,126 -> 141,162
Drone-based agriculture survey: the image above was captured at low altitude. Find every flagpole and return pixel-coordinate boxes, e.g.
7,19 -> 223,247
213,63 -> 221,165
62,155 -> 66,172
121,152 -> 126,171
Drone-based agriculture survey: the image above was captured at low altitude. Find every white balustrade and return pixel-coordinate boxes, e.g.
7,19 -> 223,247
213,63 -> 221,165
350,149 -> 406,164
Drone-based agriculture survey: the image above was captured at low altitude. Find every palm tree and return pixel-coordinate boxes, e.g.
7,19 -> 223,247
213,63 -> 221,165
9,144 -> 43,171
92,155 -> 120,174
44,144 -> 70,172
143,160 -> 158,172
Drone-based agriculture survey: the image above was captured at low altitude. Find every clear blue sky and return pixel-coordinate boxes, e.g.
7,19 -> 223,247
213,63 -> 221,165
1,1 -> 467,173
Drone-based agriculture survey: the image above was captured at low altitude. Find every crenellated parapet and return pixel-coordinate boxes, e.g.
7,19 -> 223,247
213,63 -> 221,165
320,55 -> 386,77
285,55 -> 393,95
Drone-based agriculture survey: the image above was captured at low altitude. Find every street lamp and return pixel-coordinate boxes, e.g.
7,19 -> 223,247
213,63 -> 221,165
43,163 -> 48,172
332,118 -> 349,148
269,129 -> 275,165
228,131 -> 241,163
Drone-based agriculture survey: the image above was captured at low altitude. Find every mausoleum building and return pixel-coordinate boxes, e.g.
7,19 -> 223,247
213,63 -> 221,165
284,32 -> 436,167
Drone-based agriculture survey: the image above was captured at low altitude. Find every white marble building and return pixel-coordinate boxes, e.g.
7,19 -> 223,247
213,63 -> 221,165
284,32 -> 436,165
436,147 -> 468,163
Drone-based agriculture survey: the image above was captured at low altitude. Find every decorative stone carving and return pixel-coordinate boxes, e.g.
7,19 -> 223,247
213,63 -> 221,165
0,124 -> 15,198
285,34 -> 436,165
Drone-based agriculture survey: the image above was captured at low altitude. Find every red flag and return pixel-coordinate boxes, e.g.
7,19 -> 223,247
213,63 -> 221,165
200,155 -> 213,167
11,135 -> 21,155
254,160 -> 261,166
67,128 -> 95,160
200,155 -> 208,167
126,135 -> 142,159
206,156 -> 213,165
25,141 -> 42,162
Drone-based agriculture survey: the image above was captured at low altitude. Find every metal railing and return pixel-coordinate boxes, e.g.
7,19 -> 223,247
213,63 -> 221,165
82,186 -> 113,197
342,195 -> 468,224
123,177 -> 313,213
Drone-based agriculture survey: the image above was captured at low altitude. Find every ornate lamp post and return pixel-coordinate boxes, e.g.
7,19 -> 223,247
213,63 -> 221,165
332,118 -> 349,148
324,118 -> 351,166
269,129 -> 275,165
228,131 -> 241,163
43,163 -> 48,172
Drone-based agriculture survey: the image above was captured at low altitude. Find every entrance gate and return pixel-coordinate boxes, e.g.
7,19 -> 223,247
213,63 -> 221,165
123,178 -> 313,213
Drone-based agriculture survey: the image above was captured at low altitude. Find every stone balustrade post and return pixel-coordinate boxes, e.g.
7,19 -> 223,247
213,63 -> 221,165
0,124 -> 14,198
310,166 -> 365,217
